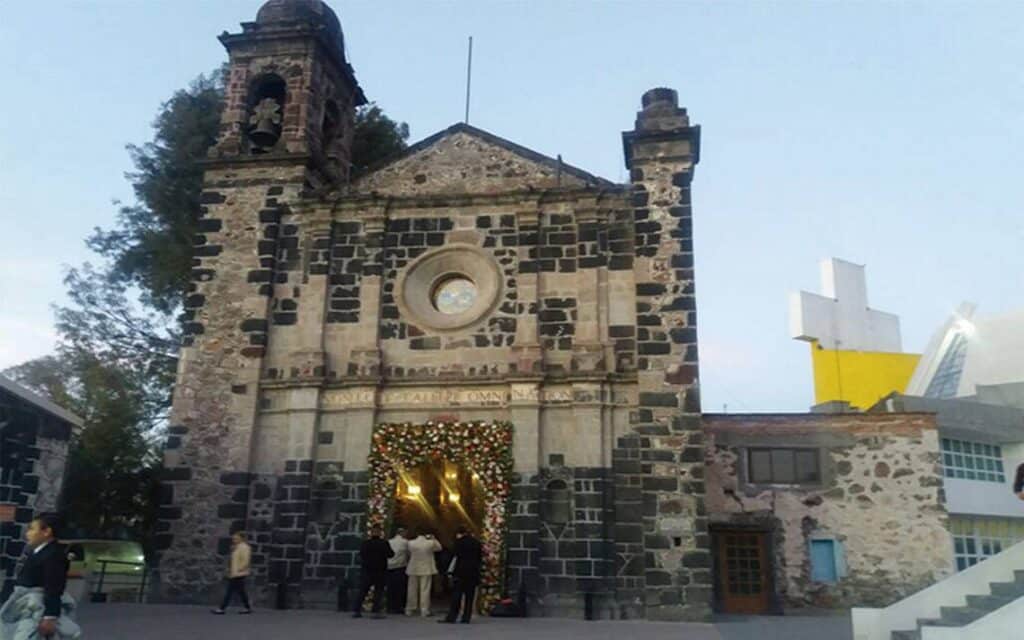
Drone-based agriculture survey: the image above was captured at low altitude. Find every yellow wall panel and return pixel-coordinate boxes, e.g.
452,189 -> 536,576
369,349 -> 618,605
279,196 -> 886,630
810,341 -> 921,410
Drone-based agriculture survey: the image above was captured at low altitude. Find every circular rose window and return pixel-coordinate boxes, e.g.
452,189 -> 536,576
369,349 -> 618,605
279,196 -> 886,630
433,277 -> 478,315
396,244 -> 502,331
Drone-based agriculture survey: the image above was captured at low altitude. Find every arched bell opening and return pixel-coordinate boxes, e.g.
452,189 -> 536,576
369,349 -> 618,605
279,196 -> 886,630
247,74 -> 287,154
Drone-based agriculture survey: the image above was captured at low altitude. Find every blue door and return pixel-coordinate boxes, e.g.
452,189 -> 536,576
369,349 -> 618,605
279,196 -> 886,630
811,540 -> 837,582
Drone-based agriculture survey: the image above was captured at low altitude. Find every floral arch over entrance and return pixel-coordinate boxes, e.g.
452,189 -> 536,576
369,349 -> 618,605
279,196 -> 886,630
367,420 -> 514,610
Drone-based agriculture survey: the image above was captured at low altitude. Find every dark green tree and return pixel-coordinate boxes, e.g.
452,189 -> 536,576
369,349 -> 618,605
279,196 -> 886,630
5,353 -> 161,548
350,103 -> 411,178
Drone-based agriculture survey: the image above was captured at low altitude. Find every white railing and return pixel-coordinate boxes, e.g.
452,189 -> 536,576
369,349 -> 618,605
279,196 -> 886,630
851,540 -> 1024,640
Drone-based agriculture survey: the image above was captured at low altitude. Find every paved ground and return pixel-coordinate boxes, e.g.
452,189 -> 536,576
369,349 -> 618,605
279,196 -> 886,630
74,603 -> 852,640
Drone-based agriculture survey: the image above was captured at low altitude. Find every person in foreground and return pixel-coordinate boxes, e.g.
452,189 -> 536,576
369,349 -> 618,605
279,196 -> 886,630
212,531 -> 252,615
0,513 -> 82,639
353,526 -> 394,618
439,527 -> 482,624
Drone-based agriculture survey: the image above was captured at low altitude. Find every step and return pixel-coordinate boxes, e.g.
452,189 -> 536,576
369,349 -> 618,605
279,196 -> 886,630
891,630 -> 920,640
938,605 -> 989,626
966,593 -> 1017,612
915,617 -> 958,629
989,580 -> 1024,598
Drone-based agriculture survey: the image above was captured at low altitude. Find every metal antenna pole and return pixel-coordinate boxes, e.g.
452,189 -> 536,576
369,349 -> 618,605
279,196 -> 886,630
465,36 -> 473,124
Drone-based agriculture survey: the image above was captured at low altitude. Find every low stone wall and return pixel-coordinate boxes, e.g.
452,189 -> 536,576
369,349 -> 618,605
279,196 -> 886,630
705,413 -> 953,610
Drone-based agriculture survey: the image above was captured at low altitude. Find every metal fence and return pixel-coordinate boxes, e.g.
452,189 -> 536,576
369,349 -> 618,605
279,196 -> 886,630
87,559 -> 150,603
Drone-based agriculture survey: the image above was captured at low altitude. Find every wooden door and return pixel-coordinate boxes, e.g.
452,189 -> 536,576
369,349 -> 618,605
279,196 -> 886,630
716,530 -> 770,614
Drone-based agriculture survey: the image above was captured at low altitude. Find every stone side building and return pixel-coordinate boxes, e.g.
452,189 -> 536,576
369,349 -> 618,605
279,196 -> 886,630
156,0 -> 707,620
0,376 -> 81,600
704,412 -> 953,613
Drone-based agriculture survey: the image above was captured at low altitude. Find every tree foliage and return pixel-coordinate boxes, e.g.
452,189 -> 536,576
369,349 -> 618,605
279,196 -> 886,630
5,353 -> 160,547
87,72 -> 225,315
350,103 -> 410,178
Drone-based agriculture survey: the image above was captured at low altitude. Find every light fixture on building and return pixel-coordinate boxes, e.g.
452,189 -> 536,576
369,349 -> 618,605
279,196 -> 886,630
954,317 -> 976,337
448,492 -> 461,504
407,485 -> 422,498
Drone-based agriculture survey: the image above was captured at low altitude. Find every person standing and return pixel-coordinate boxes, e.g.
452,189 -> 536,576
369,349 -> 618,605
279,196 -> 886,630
212,532 -> 252,615
385,527 -> 409,614
439,527 -> 483,624
0,513 -> 81,639
1014,462 -> 1024,500
353,526 -> 393,619
404,530 -> 441,617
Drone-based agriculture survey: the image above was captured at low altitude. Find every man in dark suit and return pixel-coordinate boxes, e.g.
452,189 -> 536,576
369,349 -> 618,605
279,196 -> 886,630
353,526 -> 394,619
440,527 -> 482,624
17,513 -> 69,637
1014,462 -> 1024,499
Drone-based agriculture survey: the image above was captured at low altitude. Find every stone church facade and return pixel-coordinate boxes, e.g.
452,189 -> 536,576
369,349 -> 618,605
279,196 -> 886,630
156,0 -> 705,621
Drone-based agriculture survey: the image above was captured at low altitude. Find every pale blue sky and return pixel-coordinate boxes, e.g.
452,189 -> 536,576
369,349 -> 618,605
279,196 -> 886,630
1,1 -> 1022,411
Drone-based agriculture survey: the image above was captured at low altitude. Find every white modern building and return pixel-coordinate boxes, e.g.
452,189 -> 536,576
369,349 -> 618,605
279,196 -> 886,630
907,304 -> 1024,407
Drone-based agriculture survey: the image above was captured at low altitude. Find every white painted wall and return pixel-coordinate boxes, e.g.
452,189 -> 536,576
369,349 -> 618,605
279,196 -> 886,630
946,442 -> 1024,518
851,540 -> 1024,640
907,306 -> 1024,399
957,310 -> 1024,398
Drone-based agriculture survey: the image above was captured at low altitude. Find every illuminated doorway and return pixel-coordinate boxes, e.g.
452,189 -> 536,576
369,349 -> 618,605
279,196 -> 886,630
366,420 -> 514,612
394,459 -> 485,549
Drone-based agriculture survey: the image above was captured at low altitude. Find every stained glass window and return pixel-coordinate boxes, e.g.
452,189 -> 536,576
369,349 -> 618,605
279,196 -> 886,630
432,277 -> 478,315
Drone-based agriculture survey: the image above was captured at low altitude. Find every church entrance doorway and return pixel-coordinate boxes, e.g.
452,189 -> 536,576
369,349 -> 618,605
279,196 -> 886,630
392,460 -> 485,608
393,459 -> 485,549
366,420 -> 513,613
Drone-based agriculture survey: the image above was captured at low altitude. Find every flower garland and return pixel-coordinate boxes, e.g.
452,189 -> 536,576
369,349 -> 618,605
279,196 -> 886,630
366,420 -> 514,612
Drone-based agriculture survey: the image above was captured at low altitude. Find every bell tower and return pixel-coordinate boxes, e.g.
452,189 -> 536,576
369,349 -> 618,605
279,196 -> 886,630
155,0 -> 364,603
213,0 -> 366,185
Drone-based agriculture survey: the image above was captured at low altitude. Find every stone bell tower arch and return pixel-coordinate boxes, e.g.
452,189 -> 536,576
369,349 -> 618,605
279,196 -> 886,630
155,0 -> 365,602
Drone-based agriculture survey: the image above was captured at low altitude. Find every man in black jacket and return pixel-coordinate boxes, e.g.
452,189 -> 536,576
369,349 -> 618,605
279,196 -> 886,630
353,526 -> 394,619
18,513 -> 69,637
440,527 -> 482,624
1014,462 -> 1024,499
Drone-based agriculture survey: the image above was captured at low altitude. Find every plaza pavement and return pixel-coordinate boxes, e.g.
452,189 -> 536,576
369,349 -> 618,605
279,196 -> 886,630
75,603 -> 852,640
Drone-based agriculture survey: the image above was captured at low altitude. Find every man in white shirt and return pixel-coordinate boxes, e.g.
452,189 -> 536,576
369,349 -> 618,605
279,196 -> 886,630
386,527 -> 409,614
405,531 -> 441,617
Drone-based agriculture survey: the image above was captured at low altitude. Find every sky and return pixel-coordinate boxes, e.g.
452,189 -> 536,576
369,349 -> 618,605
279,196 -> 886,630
1,1 -> 1022,412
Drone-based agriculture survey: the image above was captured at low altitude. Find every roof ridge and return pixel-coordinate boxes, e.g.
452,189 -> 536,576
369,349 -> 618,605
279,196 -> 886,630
353,122 -> 615,187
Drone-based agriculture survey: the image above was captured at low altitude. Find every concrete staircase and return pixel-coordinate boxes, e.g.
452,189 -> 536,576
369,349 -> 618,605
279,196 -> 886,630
889,570 -> 1024,640
852,540 -> 1024,640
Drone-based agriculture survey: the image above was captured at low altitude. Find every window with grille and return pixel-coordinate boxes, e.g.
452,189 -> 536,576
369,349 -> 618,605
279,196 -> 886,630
747,448 -> 821,485
949,516 -> 1024,571
940,438 -> 1005,482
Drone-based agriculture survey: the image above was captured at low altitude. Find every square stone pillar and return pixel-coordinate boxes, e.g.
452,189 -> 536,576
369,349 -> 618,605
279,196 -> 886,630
620,88 -> 708,622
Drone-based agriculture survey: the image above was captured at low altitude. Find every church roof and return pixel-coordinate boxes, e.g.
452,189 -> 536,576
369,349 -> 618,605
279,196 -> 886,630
354,122 -> 614,195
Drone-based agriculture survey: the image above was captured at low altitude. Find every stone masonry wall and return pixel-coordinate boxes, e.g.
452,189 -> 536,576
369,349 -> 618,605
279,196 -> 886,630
157,166 -> 310,603
616,89 -> 707,621
704,413 -> 953,609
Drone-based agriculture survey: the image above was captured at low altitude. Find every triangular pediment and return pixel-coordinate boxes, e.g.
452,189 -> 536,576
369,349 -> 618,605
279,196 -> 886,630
352,123 -> 613,197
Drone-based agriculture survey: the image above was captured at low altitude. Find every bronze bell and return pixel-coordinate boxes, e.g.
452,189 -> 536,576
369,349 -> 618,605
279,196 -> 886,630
249,98 -> 282,148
